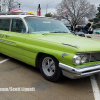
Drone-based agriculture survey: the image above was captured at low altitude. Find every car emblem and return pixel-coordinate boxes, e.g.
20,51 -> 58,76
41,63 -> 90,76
62,53 -> 69,58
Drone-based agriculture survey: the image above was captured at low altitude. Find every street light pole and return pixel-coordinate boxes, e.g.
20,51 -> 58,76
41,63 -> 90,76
46,1 -> 54,14
46,4 -> 48,14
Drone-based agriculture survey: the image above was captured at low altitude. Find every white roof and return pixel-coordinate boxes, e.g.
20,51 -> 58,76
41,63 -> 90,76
0,15 -> 57,21
0,15 -> 45,18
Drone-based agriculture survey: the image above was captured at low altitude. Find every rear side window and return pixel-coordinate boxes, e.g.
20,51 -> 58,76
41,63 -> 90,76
0,19 -> 10,31
11,19 -> 26,33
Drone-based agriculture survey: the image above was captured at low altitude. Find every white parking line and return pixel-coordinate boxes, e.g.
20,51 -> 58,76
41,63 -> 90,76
90,75 -> 100,100
0,59 -> 9,64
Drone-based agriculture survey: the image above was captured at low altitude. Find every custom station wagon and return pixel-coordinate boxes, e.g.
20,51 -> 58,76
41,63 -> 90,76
0,15 -> 100,82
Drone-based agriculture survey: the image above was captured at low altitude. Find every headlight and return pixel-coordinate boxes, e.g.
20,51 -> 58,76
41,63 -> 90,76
73,55 -> 81,65
81,55 -> 87,64
73,54 -> 88,65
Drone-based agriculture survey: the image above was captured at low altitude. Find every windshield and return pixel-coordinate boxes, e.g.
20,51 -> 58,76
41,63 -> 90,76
25,17 -> 71,34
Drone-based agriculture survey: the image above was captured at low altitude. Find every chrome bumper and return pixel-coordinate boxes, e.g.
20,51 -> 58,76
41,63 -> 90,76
59,63 -> 100,79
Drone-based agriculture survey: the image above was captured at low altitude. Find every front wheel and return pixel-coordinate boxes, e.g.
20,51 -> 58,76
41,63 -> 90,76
39,55 -> 62,82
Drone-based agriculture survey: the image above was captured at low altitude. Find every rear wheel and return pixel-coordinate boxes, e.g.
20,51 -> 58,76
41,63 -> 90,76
39,55 -> 62,82
96,32 -> 99,34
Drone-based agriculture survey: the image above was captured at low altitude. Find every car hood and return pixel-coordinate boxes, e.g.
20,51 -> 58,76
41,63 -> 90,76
29,33 -> 100,52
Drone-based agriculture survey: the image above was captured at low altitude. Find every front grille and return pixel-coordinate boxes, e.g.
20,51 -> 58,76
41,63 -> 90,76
87,52 -> 100,62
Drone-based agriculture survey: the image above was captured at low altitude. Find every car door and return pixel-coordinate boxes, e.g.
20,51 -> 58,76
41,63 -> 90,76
0,18 -> 10,54
0,18 -> 28,61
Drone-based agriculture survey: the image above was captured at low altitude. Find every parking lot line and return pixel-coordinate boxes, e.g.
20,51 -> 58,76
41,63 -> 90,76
0,59 -> 9,64
90,75 -> 100,100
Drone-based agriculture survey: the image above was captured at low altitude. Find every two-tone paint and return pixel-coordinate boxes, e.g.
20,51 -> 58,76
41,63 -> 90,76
0,15 -> 100,79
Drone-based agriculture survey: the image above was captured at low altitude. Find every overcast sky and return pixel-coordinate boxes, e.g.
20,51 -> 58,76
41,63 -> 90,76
19,0 -> 100,16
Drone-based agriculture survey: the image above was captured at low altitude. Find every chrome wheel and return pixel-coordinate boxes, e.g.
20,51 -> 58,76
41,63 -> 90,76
42,57 -> 55,76
40,55 -> 62,82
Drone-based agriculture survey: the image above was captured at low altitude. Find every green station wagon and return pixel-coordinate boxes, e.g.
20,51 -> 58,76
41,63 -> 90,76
0,15 -> 100,82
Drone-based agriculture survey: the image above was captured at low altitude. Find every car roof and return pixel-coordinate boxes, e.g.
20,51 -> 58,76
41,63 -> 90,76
0,15 -> 56,20
0,15 -> 44,18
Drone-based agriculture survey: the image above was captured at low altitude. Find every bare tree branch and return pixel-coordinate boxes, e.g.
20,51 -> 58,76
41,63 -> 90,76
56,0 -> 97,26
5,0 -> 20,11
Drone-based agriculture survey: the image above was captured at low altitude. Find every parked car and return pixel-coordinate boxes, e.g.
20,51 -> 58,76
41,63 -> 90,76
93,28 -> 100,34
0,15 -> 100,82
64,24 -> 71,31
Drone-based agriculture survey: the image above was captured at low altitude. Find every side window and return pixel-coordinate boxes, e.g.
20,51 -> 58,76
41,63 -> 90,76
0,19 -> 10,31
11,19 -> 26,33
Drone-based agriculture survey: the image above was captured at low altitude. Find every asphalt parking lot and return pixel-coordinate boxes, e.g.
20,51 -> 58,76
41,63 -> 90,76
0,34 -> 100,100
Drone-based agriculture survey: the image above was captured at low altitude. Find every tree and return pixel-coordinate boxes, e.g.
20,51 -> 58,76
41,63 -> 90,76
5,0 -> 20,11
45,13 -> 52,17
56,0 -> 96,26
89,4 -> 100,29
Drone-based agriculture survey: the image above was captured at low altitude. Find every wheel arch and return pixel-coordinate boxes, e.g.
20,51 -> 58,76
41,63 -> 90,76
35,52 -> 59,68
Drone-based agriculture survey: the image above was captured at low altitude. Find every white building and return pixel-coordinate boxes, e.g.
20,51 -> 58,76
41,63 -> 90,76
0,0 -> 6,12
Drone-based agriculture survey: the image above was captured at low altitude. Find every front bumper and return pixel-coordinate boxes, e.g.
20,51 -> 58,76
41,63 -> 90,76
59,63 -> 100,79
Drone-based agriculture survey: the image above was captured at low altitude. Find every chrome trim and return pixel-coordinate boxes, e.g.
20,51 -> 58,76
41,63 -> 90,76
59,63 -> 100,79
62,43 -> 79,48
